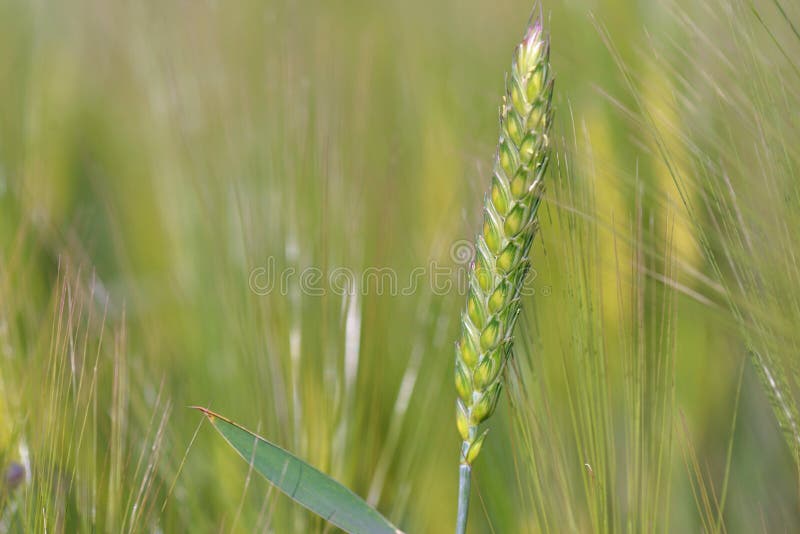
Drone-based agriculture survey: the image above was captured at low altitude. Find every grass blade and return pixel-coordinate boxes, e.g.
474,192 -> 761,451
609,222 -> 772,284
193,407 -> 402,534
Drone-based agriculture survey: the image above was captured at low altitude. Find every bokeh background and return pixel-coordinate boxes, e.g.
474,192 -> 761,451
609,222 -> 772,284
1,0 -> 799,531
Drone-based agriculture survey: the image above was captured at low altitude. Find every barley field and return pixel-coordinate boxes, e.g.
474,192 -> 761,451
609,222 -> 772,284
1,0 -> 799,532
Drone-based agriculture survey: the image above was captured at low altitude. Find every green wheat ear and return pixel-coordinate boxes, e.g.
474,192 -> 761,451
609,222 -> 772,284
455,16 -> 552,533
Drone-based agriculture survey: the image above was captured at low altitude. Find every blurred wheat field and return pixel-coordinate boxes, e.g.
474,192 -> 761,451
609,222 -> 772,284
1,0 -> 800,532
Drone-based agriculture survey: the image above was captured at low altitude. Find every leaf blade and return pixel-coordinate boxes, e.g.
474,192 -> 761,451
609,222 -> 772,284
193,407 -> 402,534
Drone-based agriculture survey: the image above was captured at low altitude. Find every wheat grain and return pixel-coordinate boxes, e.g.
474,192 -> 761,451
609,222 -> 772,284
455,16 -> 553,533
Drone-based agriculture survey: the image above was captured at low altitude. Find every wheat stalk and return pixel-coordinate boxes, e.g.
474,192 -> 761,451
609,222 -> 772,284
454,15 -> 553,533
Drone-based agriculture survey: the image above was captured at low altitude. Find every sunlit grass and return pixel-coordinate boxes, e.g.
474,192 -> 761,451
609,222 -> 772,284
1,0 -> 799,531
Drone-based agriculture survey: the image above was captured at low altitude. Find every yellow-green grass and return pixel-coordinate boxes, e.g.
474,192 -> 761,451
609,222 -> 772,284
0,0 -> 799,531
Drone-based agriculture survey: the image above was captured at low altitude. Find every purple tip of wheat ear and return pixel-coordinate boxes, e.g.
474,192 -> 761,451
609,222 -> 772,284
524,20 -> 542,45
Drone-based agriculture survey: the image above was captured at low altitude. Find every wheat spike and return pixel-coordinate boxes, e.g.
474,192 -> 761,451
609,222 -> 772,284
455,17 -> 553,533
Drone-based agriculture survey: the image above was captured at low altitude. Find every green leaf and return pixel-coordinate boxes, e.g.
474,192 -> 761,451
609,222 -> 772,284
193,407 -> 402,534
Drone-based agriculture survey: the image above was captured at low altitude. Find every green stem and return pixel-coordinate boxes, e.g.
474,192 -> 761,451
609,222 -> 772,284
456,442 -> 472,534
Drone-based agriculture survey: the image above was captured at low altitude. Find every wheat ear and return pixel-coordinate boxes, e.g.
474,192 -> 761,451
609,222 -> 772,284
454,17 -> 552,534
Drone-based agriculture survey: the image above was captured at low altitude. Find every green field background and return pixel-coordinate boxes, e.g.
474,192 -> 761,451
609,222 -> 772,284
1,0 -> 799,532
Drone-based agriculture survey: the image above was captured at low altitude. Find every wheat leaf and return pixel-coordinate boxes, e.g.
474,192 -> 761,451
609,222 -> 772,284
193,407 -> 402,534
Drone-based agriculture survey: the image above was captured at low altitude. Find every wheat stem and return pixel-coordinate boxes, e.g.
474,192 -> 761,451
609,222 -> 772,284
456,460 -> 471,534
